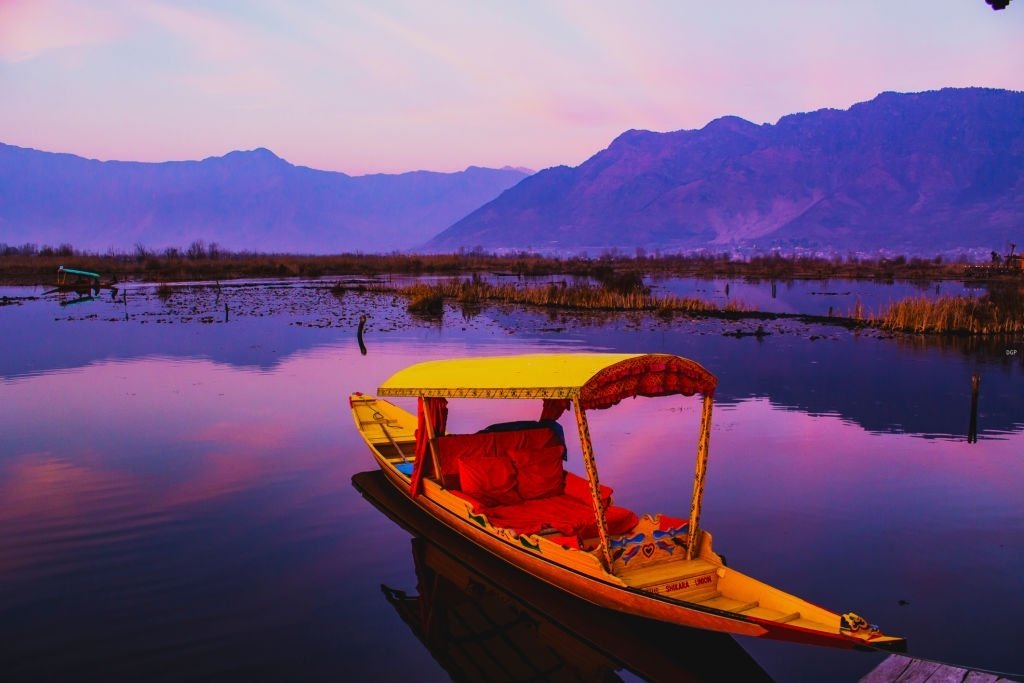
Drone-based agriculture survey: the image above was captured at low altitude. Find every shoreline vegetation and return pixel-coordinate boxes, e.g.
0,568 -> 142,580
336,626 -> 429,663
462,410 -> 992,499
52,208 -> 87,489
3,243 -> 1021,336
0,241 -> 995,283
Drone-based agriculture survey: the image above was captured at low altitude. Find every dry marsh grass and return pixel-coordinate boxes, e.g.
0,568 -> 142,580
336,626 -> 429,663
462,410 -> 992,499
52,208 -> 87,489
372,278 -> 749,315
869,296 -> 1024,335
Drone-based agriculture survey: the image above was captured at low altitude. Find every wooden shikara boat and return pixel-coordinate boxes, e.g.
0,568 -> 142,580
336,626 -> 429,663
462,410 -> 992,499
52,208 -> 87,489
45,266 -> 109,297
55,266 -> 101,291
350,353 -> 906,651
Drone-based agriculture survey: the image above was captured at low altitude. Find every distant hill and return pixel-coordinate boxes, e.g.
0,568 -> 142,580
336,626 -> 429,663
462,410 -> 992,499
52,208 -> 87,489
0,145 -> 530,253
428,88 -> 1024,255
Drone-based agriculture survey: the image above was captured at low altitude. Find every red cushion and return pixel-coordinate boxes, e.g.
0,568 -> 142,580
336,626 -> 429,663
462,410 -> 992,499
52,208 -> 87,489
657,514 -> 688,532
563,471 -> 612,507
547,534 -> 582,549
479,495 -> 639,539
493,427 -> 560,457
437,432 -> 496,488
508,446 -> 565,500
459,455 -> 521,507
480,495 -> 593,536
579,505 -> 639,539
449,489 -> 485,511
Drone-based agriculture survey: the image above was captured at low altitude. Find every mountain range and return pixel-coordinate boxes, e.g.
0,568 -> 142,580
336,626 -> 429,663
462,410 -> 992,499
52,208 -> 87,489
429,88 -> 1024,255
0,144 -> 529,253
2,88 -> 1021,256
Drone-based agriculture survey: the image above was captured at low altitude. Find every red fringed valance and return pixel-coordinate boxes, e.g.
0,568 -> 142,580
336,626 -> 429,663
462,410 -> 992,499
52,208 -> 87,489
579,355 -> 715,411
540,398 -> 570,421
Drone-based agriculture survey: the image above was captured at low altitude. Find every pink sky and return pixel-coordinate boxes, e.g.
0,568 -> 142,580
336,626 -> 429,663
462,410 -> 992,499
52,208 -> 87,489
1,0 -> 1022,174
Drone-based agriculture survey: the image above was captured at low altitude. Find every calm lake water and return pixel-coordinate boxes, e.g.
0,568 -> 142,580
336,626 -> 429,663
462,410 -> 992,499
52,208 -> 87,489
2,280 -> 1022,682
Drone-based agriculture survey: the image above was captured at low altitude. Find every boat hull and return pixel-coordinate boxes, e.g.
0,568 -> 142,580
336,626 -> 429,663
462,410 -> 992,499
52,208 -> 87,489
355,469 -> 775,683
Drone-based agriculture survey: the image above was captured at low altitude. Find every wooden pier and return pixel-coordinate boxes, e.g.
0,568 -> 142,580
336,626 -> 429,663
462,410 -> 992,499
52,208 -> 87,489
861,654 -> 1021,682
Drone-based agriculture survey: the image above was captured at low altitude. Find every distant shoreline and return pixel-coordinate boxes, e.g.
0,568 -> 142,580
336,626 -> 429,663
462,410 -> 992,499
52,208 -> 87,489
0,246 -> 1007,286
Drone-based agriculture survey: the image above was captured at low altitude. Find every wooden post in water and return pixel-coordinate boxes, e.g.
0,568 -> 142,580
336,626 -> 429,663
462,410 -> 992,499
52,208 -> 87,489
224,303 -> 229,322
357,314 -> 368,355
968,374 -> 980,444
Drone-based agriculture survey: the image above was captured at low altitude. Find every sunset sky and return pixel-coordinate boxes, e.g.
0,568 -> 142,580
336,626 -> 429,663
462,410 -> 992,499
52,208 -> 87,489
1,0 -> 1021,175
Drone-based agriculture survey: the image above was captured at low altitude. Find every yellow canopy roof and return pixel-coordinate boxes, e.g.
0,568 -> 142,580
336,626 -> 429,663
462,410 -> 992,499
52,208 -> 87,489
377,353 -> 716,407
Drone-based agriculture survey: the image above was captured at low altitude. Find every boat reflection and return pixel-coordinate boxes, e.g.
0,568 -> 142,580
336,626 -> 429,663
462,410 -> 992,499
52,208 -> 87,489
353,470 -> 773,683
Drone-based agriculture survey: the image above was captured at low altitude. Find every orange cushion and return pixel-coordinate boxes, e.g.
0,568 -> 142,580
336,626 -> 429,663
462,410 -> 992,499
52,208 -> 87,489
508,446 -> 565,500
459,455 -> 521,507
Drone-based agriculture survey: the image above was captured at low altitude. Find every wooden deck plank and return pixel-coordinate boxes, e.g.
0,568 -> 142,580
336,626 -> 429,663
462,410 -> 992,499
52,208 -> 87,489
740,605 -> 794,622
696,595 -> 758,613
859,654 -> 913,683
860,655 -> 1017,683
897,660 -> 946,682
963,673 -> 1001,683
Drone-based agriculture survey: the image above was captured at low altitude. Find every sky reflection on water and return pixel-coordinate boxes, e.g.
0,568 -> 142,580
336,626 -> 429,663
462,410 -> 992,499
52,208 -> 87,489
1,285 -> 1022,682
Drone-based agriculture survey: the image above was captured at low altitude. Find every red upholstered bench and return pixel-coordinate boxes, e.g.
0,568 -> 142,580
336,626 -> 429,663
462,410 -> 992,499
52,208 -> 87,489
436,427 -> 563,489
442,430 -> 639,543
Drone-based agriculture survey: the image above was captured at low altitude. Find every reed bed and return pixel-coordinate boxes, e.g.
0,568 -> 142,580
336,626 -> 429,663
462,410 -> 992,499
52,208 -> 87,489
407,290 -> 444,316
374,278 -> 749,315
869,296 -> 1024,334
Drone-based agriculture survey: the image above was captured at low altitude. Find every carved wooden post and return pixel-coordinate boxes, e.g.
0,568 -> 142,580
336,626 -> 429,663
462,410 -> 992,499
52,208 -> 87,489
687,391 -> 715,560
573,400 -> 613,573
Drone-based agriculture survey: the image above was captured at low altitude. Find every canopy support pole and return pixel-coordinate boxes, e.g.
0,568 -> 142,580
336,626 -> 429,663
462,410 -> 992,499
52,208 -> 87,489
422,402 -> 444,487
687,391 -> 715,560
573,401 -> 614,573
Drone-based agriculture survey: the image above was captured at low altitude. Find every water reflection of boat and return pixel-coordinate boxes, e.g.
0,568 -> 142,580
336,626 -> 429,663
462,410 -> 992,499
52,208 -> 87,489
58,294 -> 97,307
353,469 -> 773,683
350,353 -> 905,651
